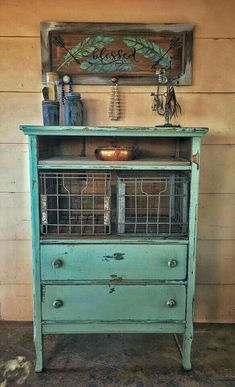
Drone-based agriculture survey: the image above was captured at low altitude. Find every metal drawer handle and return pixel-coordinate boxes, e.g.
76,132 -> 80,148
168,259 -> 178,268
166,299 -> 176,308
52,259 -> 63,269
53,300 -> 63,308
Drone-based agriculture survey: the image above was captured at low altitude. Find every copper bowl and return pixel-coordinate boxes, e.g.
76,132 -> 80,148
95,146 -> 136,161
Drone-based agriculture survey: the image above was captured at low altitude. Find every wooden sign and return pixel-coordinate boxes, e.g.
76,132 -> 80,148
41,22 -> 193,85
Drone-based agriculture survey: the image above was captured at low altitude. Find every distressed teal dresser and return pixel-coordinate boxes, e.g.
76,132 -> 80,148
20,125 -> 208,371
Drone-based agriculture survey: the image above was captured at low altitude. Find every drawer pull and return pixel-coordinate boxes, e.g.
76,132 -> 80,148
168,259 -> 178,268
53,300 -> 63,308
166,299 -> 176,308
52,259 -> 63,269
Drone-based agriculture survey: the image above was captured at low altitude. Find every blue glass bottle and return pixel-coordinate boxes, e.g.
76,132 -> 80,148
64,92 -> 83,126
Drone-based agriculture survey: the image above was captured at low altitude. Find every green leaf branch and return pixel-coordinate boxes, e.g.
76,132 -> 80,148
57,35 -> 114,71
123,36 -> 172,69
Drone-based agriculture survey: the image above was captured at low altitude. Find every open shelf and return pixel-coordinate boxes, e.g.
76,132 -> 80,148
38,135 -> 192,168
38,156 -> 191,170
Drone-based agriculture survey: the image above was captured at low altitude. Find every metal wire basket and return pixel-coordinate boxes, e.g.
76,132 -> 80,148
39,171 -> 111,236
117,172 -> 189,236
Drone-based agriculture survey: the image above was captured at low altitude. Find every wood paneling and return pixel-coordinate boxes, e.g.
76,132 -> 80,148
0,241 -> 32,284
0,0 -> 235,322
0,38 -> 40,92
178,94 -> 235,134
200,145 -> 235,193
201,129 -> 235,146
197,240 -> 235,285
0,93 -> 42,144
0,144 -> 29,192
1,282 -> 234,322
198,194 -> 235,240
81,93 -> 235,136
0,193 -> 31,240
2,142 -> 235,195
1,38 -> 235,92
195,285 -> 235,323
192,38 -> 235,92
0,191 -> 234,241
0,0 -> 234,38
0,284 -> 32,321
2,240 -> 234,287
1,92 -> 235,144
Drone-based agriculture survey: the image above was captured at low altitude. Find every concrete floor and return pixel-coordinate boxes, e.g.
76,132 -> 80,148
0,323 -> 234,386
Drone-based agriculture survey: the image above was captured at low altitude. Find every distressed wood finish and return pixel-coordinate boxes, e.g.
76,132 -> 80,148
42,284 -> 186,321
28,136 -> 43,372
43,321 -> 185,334
183,136 -> 201,370
1,0 -> 234,328
21,125 -> 207,371
20,125 -> 208,137
41,244 -> 187,281
38,158 -> 191,171
41,22 -> 193,85
2,93 -> 234,143
3,38 -> 235,93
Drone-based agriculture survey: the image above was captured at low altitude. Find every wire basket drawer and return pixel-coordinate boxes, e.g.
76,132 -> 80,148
40,171 -> 111,236
117,172 -> 189,236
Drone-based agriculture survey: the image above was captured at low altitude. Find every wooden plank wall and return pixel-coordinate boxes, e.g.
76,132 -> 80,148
0,0 -> 234,322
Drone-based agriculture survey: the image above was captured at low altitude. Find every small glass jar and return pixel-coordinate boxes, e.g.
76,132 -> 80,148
64,92 -> 83,126
42,100 -> 59,126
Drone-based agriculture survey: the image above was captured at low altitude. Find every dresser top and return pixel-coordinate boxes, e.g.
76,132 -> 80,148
20,125 -> 208,137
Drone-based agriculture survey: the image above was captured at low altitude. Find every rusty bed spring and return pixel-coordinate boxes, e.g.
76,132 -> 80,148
40,171 -> 111,235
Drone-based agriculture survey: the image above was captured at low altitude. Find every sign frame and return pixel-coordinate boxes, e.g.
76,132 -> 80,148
41,22 -> 194,85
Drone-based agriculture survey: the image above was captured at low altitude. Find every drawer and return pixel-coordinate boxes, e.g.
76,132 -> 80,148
41,244 -> 187,281
42,284 -> 186,321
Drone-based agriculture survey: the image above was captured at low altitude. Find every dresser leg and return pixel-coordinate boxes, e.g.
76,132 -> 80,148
34,333 -> 43,372
182,332 -> 192,371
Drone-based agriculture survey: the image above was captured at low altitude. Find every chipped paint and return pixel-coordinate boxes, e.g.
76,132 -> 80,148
32,179 -> 37,188
0,356 -> 32,386
109,277 -> 123,284
108,276 -> 123,293
103,252 -> 125,261
41,285 -> 46,302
